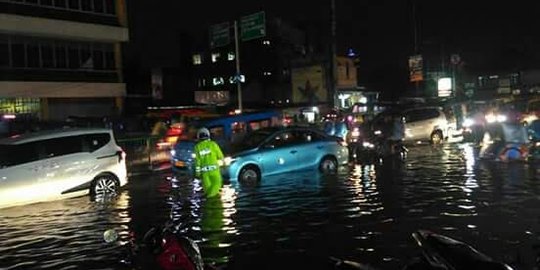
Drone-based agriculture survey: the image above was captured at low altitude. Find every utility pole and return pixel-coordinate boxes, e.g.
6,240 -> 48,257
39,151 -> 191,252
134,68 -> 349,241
411,0 -> 420,96
234,20 -> 242,112
330,0 -> 337,107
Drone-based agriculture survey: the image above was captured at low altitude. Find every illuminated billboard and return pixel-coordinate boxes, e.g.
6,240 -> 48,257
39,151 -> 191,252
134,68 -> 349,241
291,65 -> 327,103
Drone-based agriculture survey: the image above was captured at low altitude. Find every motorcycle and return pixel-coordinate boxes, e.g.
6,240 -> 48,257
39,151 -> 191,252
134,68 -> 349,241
358,129 -> 407,163
103,221 -> 216,270
330,230 -> 513,270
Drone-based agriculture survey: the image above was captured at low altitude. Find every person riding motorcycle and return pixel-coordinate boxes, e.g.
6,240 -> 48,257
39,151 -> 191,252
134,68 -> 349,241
194,128 -> 224,198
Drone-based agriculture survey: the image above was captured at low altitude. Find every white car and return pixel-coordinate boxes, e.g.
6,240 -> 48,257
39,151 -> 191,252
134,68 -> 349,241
372,106 -> 457,144
0,128 -> 127,209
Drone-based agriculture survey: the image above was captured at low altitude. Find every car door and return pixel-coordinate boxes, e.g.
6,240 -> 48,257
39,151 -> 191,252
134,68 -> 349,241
258,130 -> 300,175
293,129 -> 326,169
38,135 -> 97,196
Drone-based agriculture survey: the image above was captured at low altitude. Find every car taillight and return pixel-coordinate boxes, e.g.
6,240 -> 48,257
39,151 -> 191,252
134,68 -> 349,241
116,149 -> 126,163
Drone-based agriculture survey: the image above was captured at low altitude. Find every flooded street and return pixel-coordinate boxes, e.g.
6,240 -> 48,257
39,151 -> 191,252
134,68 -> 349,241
2,143 -> 540,269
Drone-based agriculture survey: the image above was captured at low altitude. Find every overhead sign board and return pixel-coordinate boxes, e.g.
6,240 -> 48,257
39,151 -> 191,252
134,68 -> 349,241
240,11 -> 266,41
209,22 -> 230,48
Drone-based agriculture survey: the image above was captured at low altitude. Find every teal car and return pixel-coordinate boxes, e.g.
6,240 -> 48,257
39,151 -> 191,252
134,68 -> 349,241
221,126 -> 349,183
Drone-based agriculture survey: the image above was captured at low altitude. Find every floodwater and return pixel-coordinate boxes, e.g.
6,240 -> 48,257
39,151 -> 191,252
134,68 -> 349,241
2,143 -> 540,269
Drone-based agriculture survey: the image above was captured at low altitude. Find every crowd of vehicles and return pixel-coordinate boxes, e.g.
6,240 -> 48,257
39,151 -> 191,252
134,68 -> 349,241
3,97 -> 540,208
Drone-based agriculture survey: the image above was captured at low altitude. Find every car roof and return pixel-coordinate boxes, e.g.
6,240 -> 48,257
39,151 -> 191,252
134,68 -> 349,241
0,128 -> 112,145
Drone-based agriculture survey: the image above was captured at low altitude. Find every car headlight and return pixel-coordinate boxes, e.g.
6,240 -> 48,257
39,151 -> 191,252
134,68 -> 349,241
191,153 -> 196,159
463,118 -> 474,128
170,149 -> 176,156
496,114 -> 507,122
362,142 -> 374,148
223,156 -> 236,166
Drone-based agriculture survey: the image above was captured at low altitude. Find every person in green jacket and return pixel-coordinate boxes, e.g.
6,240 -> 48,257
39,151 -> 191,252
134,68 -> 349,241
194,127 -> 224,198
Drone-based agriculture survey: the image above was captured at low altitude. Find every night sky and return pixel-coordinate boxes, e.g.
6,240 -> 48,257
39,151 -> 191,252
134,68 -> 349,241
126,0 -> 540,97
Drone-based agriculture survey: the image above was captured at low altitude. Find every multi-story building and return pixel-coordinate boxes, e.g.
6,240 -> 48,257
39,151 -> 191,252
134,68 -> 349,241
191,15 -> 312,108
0,0 -> 129,120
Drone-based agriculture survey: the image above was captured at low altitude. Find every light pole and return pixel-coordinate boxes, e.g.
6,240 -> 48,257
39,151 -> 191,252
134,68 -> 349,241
233,20 -> 242,112
330,0 -> 337,108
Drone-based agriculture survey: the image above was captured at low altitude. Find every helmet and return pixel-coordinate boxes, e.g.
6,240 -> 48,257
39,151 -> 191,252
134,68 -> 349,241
197,127 -> 210,140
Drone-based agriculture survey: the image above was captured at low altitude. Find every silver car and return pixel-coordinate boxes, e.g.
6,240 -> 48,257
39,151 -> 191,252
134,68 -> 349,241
0,128 -> 128,209
372,106 -> 457,144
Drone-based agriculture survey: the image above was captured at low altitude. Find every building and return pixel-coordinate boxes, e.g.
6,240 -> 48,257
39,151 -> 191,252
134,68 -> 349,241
191,14 -> 313,109
0,0 -> 129,120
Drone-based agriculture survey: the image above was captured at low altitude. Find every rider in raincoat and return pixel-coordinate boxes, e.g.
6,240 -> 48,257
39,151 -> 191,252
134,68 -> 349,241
194,127 -> 224,198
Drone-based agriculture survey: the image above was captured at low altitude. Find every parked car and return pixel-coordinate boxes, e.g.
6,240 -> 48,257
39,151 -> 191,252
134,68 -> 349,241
221,126 -> 349,184
0,128 -> 127,209
371,106 -> 458,144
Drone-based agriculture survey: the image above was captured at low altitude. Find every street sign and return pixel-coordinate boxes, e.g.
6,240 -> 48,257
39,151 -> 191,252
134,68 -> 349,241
209,22 -> 230,48
240,11 -> 266,41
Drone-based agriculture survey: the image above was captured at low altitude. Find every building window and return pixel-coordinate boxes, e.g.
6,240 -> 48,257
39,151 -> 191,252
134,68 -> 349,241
92,45 -> 104,69
211,52 -> 221,63
54,0 -> 67,8
68,0 -> 79,9
192,54 -> 202,65
1,34 -> 116,71
11,43 -> 25,68
0,98 -> 40,115
262,40 -> 271,46
93,0 -> 104,13
0,36 -> 9,67
41,43 -> 54,68
212,77 -> 225,86
8,0 -> 116,16
263,71 -> 272,76
40,0 -> 54,5
67,43 -> 80,68
54,43 -> 67,68
227,52 -> 235,61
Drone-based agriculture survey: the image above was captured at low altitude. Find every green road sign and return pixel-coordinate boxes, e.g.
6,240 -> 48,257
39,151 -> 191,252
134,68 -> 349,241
240,11 -> 266,41
210,22 -> 230,48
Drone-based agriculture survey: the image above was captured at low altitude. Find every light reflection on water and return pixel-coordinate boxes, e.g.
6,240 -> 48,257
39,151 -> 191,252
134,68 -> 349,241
1,143 -> 540,269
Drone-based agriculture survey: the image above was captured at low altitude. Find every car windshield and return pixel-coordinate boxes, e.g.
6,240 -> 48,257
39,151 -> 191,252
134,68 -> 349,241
231,129 -> 272,152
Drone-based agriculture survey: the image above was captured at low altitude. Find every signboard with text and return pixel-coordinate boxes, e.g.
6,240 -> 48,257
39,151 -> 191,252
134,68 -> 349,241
240,11 -> 266,41
409,54 -> 424,82
209,22 -> 230,48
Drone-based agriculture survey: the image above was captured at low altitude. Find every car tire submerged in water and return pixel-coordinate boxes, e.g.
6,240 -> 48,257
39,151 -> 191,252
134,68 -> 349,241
238,165 -> 261,185
319,156 -> 338,174
91,174 -> 119,197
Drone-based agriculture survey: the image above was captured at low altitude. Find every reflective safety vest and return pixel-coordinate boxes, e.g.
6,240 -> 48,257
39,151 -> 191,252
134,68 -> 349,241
194,139 -> 224,174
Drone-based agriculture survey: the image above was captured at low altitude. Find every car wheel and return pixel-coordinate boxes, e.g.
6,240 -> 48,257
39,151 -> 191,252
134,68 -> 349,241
91,174 -> 119,196
431,130 -> 443,145
238,165 -> 260,185
319,156 -> 338,174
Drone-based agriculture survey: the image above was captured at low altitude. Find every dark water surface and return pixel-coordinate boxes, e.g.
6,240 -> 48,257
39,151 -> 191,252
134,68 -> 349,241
2,143 -> 540,269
